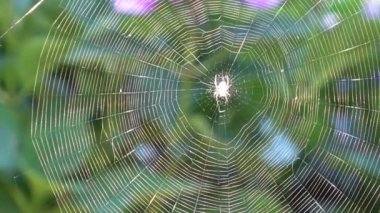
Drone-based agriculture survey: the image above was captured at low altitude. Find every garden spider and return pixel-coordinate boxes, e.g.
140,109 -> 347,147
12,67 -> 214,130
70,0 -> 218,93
213,75 -> 231,106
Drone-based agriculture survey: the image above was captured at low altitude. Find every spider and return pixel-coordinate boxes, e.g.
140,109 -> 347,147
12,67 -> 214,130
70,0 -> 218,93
213,75 -> 231,105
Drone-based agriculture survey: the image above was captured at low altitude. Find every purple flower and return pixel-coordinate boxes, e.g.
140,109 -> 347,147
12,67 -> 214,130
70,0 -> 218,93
112,0 -> 156,15
244,0 -> 284,10
363,0 -> 380,20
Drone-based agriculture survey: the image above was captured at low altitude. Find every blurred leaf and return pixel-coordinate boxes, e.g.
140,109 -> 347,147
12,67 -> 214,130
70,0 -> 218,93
0,105 -> 19,172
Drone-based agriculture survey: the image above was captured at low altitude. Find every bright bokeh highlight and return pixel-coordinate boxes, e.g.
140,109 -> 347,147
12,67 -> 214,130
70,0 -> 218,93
363,0 -> 380,20
244,0 -> 283,10
112,0 -> 156,15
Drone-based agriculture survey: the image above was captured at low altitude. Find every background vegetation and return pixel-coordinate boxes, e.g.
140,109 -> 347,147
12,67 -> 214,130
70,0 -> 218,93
0,0 -> 61,212
0,0 -> 379,212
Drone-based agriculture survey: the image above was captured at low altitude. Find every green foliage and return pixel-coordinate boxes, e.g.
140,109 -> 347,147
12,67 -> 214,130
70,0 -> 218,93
0,0 -> 61,211
0,0 -> 379,211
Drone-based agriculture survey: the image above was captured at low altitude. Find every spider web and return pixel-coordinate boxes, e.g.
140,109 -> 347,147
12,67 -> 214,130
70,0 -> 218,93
31,0 -> 380,212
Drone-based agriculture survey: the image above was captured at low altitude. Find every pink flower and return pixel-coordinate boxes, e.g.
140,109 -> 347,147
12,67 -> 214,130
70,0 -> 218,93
112,0 -> 156,15
244,0 -> 283,10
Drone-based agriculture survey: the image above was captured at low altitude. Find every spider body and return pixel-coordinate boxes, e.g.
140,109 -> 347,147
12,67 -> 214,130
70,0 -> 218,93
213,75 -> 231,105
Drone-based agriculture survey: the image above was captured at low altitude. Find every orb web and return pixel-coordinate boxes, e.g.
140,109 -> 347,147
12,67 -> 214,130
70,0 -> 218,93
32,0 -> 380,212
